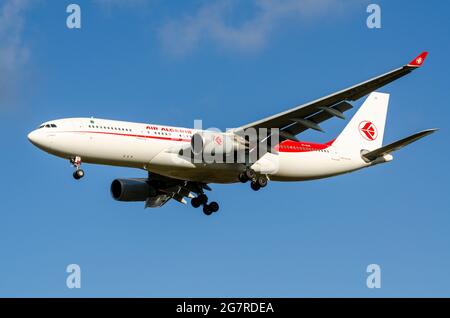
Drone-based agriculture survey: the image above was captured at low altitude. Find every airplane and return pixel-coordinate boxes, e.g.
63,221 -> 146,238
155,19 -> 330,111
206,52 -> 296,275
28,52 -> 437,215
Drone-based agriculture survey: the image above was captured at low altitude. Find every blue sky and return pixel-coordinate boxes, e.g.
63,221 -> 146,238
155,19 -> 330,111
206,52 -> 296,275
0,0 -> 449,297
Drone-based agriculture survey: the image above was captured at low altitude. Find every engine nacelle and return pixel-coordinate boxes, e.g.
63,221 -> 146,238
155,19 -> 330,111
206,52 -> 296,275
110,178 -> 156,202
191,132 -> 245,156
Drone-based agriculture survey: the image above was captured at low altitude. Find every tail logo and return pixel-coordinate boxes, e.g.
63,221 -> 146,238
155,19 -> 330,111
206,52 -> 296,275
359,121 -> 378,141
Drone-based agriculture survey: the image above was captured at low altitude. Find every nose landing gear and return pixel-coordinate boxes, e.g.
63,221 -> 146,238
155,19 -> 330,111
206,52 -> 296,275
191,193 -> 219,215
70,156 -> 85,180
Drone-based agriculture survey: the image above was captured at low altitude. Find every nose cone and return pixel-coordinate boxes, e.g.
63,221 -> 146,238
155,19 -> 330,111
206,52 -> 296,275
27,130 -> 37,144
27,130 -> 45,148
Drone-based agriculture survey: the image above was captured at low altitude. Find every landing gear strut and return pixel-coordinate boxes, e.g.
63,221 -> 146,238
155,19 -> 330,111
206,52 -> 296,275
191,193 -> 219,215
70,156 -> 85,180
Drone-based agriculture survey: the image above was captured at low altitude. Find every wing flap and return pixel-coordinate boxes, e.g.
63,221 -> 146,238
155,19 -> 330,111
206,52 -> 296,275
283,101 -> 352,136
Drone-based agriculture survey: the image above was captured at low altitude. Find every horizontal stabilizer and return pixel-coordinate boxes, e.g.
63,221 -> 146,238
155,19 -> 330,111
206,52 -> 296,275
362,129 -> 437,161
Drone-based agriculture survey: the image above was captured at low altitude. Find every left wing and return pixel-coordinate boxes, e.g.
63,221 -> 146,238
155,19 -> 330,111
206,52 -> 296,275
233,52 -> 428,140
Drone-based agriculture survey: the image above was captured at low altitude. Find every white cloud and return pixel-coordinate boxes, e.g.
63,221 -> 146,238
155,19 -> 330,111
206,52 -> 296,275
159,0 -> 355,56
0,0 -> 31,106
0,0 -> 30,71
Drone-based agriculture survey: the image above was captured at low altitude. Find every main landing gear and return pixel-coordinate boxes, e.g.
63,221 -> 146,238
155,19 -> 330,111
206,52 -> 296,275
191,193 -> 219,216
238,168 -> 268,191
70,156 -> 85,180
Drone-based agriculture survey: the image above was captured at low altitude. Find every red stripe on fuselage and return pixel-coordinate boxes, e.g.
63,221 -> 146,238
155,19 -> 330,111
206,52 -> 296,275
276,139 -> 334,153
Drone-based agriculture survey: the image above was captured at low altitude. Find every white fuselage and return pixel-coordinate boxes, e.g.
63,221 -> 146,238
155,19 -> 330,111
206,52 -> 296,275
27,118 -> 370,183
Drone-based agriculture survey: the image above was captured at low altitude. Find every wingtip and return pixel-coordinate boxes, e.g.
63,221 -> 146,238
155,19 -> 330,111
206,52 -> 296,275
407,51 -> 428,67
421,128 -> 439,135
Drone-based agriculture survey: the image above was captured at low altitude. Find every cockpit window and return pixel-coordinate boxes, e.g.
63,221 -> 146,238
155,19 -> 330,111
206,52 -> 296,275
39,123 -> 57,128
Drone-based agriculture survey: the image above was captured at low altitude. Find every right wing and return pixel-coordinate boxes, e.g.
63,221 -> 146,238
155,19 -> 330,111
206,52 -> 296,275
362,129 -> 437,162
233,52 -> 429,139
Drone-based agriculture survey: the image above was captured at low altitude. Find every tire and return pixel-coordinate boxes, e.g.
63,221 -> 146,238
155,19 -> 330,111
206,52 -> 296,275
197,194 -> 208,205
73,170 -> 84,180
77,169 -> 85,178
238,172 -> 249,183
203,205 -> 213,216
191,197 -> 201,208
245,169 -> 256,180
209,201 -> 219,213
250,181 -> 261,191
257,176 -> 267,188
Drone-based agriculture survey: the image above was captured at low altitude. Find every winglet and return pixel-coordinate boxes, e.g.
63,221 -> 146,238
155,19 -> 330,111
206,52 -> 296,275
407,51 -> 428,68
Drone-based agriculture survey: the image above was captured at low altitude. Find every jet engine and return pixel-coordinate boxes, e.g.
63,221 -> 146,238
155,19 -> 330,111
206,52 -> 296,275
190,132 -> 246,156
110,178 -> 156,201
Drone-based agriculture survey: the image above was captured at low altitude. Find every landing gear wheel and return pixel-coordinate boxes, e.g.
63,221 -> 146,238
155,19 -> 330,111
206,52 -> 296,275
203,205 -> 213,216
208,201 -> 219,213
197,194 -> 208,205
73,169 -> 84,180
71,156 -> 84,180
245,168 -> 256,180
250,181 -> 261,191
257,176 -> 268,188
238,172 -> 249,183
191,197 -> 202,208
